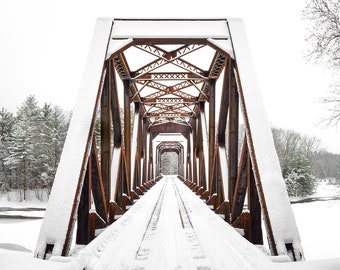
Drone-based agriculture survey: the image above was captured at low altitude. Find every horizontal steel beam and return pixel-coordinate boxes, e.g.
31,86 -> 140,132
134,72 -> 205,81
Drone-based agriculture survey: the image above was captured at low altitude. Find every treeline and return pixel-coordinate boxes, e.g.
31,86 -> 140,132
272,127 -> 340,197
0,95 -> 69,201
1,95 -> 339,201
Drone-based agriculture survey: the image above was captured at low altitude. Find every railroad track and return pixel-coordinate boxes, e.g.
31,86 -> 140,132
68,176 -> 271,270
135,178 -> 168,260
172,178 -> 210,267
133,177 -> 211,269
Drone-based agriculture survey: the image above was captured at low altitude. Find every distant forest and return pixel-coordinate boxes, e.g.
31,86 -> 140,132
272,127 -> 340,196
0,95 -> 340,201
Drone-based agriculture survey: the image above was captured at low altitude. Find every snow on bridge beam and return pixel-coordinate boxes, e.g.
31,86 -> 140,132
110,18 -> 230,40
34,18 -> 114,258
227,18 -> 303,259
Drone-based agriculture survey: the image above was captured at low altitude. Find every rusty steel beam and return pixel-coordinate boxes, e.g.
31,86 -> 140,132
123,79 -> 131,191
146,112 -> 192,118
133,43 -> 207,79
209,52 -> 228,79
101,62 -> 112,208
76,161 -> 91,245
135,72 -> 203,81
142,137 -> 149,184
228,70 -> 239,202
140,80 -> 198,103
146,102 -> 192,113
143,97 -> 196,105
248,152 -> 263,245
217,60 -> 231,143
111,60 -> 122,147
130,102 -> 140,190
191,119 -> 198,185
231,138 -> 249,223
208,79 -> 216,192
113,54 -> 131,79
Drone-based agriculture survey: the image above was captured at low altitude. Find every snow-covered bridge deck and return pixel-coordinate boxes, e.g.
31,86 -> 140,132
68,176 -> 272,269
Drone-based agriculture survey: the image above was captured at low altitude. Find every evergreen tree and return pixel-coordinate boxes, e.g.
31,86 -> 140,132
284,155 -> 316,197
4,95 -> 41,200
272,127 -> 319,197
39,103 -> 68,194
0,108 -> 14,192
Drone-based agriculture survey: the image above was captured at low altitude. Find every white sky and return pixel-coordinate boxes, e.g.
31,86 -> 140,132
0,0 -> 339,153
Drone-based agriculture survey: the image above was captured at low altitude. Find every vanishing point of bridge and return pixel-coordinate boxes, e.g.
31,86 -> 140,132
34,19 -> 304,268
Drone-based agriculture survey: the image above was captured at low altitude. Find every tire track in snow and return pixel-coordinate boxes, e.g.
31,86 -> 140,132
135,178 -> 168,261
172,179 -> 211,270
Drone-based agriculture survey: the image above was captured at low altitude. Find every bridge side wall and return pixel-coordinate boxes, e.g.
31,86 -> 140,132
227,18 -> 303,259
34,18 -> 114,258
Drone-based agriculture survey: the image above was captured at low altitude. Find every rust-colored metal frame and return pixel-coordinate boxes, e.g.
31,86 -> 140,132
35,18 -> 302,261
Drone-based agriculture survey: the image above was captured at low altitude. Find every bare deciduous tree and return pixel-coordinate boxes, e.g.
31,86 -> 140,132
321,86 -> 340,126
303,0 -> 340,68
303,0 -> 340,125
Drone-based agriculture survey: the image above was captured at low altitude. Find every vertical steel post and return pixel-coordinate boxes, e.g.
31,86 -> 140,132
228,72 -> 239,202
101,63 -> 112,208
209,79 -> 216,191
123,79 -> 131,191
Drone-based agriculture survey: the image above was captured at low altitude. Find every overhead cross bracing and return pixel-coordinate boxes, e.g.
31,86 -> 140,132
34,18 -> 304,265
112,41 -> 225,128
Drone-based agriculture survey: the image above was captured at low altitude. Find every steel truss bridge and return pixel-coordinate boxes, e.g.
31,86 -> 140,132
33,18 -> 306,268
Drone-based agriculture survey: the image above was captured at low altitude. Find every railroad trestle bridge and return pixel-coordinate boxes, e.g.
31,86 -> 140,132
34,18 -> 303,267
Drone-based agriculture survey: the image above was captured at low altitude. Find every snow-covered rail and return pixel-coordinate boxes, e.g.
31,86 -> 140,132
66,176 -> 273,269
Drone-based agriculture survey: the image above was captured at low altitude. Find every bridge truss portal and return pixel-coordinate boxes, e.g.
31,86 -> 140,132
34,18 -> 303,262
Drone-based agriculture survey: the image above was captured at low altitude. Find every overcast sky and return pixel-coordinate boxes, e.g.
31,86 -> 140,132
0,0 -> 339,153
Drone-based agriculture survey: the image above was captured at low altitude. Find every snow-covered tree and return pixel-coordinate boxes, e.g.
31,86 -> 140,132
4,95 -> 41,200
0,108 -> 14,192
313,150 -> 340,179
161,152 -> 178,175
284,156 -> 316,197
0,108 -> 14,143
38,103 -> 69,194
272,128 -> 319,197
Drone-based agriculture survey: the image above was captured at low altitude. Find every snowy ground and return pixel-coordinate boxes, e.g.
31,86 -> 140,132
291,182 -> 340,260
1,180 -> 340,269
0,196 -> 46,253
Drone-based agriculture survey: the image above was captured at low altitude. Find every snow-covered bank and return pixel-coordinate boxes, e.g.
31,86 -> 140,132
0,249 -> 66,270
0,190 -> 48,209
289,183 -> 340,260
0,217 -> 43,253
275,258 -> 340,270
292,200 -> 340,260
0,198 -> 46,253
